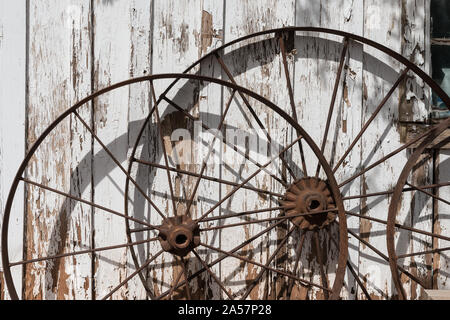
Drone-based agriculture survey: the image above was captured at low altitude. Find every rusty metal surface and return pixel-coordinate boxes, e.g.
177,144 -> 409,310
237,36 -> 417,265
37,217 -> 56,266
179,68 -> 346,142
281,178 -> 336,231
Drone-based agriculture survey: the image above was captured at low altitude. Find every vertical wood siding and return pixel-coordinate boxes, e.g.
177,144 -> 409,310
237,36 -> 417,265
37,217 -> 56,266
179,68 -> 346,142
0,0 -> 26,300
360,0 -> 405,299
24,0 -> 92,299
295,0 -> 364,299
436,150 -> 450,289
222,0 -> 295,300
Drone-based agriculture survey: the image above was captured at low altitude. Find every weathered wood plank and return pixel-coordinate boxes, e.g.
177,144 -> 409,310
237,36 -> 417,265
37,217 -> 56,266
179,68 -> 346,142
125,0 -> 153,300
424,289 -> 450,300
92,0 -> 154,299
147,0 -> 226,299
435,150 -> 450,290
222,0 -> 295,299
0,0 -> 26,300
194,1 -> 225,299
399,0 -> 434,299
399,1 -> 444,297
359,0 -> 409,299
25,0 -> 92,299
399,0 -> 429,126
151,0 -> 201,299
406,126 -> 450,149
295,0 -> 363,299
408,152 -> 434,299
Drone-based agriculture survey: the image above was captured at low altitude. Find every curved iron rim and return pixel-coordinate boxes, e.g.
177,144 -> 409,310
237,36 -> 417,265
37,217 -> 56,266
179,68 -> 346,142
124,26 -> 450,300
1,73 -> 348,300
386,117 -> 450,299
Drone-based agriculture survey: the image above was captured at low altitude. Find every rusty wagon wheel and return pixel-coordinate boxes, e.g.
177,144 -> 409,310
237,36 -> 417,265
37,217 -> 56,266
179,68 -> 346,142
124,27 -> 450,300
387,117 -> 450,300
1,74 -> 348,300
122,74 -> 349,300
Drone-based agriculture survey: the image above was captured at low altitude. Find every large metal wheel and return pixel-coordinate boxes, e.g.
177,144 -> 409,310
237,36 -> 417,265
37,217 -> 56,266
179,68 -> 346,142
1,74 -> 348,300
123,75 -> 350,300
125,27 -> 450,300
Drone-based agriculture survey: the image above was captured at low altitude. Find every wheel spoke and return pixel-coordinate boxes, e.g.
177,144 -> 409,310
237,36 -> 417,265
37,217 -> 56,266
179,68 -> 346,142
199,208 -> 337,232
214,52 -> 298,181
184,90 -> 237,216
346,260 -> 371,300
241,225 -> 296,300
180,257 -> 192,299
196,135 -> 304,223
168,271 -> 184,300
343,190 -> 394,200
164,258 -> 185,300
279,33 -> 308,176
342,181 -> 450,200
132,158 -> 284,198
154,218 -> 291,300
150,81 -> 178,216
329,235 -> 371,300
162,96 -> 289,188
200,241 -> 331,293
315,37 -> 349,178
345,211 -> 450,243
333,68 -> 409,173
192,249 -> 233,300
130,206 -> 291,234
406,181 -> 450,206
397,246 -> 450,259
338,124 -> 439,188
73,111 -> 167,222
200,206 -> 284,223
101,249 -> 163,300
432,135 -> 450,150
313,231 -> 330,299
9,238 -> 157,267
21,177 -> 160,230
345,224 -> 428,288
286,232 -> 306,299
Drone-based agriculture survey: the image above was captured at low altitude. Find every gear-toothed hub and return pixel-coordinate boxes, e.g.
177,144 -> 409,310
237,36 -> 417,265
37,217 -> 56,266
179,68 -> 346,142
158,215 -> 200,257
280,177 -> 336,230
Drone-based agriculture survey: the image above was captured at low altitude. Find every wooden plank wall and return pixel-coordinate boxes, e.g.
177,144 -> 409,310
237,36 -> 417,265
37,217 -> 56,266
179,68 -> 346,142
0,0 -> 26,299
0,0 -> 448,299
24,0 -> 93,299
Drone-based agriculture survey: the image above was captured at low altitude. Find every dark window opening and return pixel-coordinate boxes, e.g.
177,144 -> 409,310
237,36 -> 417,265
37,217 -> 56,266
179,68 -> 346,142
431,0 -> 450,118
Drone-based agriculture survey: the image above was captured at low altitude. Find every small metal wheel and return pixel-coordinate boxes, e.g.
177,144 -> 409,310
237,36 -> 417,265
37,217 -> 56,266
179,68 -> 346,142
1,74 -> 348,300
387,117 -> 450,300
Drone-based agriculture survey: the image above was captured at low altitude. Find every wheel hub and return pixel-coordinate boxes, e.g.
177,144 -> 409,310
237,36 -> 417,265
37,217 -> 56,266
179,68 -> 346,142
281,177 -> 336,230
158,215 -> 200,257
